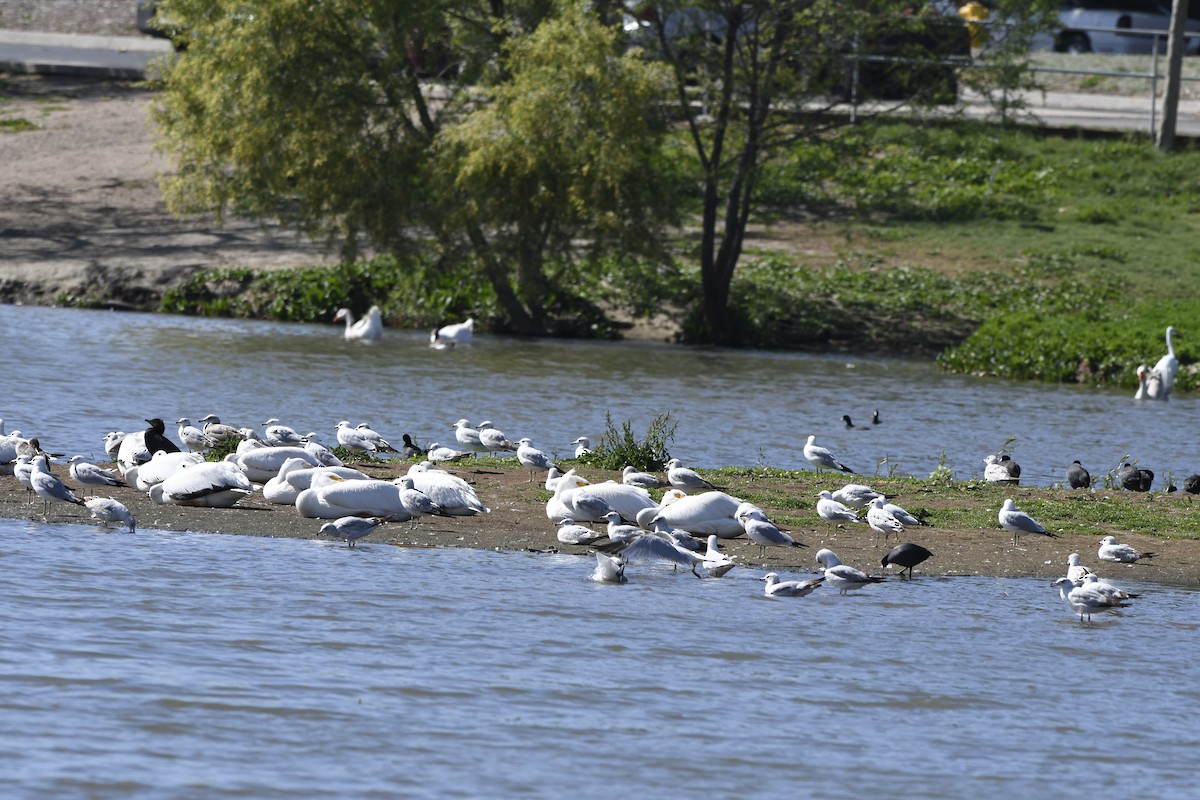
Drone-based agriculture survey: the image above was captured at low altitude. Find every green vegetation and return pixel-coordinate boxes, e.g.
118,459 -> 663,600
579,412 -> 678,472
0,117 -> 36,132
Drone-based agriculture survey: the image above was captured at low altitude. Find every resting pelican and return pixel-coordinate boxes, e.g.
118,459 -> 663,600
134,450 -> 205,491
295,477 -> 412,520
149,460 -> 254,507
333,305 -> 384,342
404,463 -> 490,516
649,490 -> 744,538
571,479 -> 655,523
236,446 -> 319,483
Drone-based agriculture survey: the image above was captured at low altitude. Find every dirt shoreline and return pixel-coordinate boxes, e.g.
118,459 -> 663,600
3,460 -> 1194,586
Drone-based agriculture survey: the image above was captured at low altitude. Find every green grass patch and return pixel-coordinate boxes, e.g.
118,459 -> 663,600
0,117 -> 37,133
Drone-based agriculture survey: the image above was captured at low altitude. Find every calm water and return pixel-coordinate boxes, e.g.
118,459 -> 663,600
1,304 -> 1196,487
0,518 -> 1196,799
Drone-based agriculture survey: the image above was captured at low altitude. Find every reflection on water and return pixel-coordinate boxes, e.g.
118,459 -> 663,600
0,519 -> 1197,799
1,303 -> 1195,487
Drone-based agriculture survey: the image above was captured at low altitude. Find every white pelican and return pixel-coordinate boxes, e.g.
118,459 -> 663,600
477,421 -> 517,453
866,497 -> 905,543
320,516 -> 386,548
1151,325 -> 1180,395
295,477 -> 411,520
815,549 -> 885,595
816,490 -> 862,525
405,463 -> 490,515
68,456 -> 126,489
556,518 -> 603,546
590,551 -> 627,584
1051,576 -> 1129,625
544,467 -> 565,492
761,572 -> 825,597
285,465 -> 370,492
737,502 -> 805,556
665,458 -> 718,492
333,305 -> 384,342
84,496 -> 136,532
516,438 -> 556,482
134,450 -> 205,491
998,498 -> 1056,545
261,418 -> 304,447
262,457 -> 315,505
30,455 -> 85,512
176,418 -> 209,452
880,543 -> 932,578
1066,553 -> 1094,583
431,318 -> 474,348
803,434 -> 855,474
1066,460 -> 1091,489
236,446 -> 319,483
451,419 -> 490,453
546,468 -> 589,522
1097,535 -> 1155,564
148,460 -> 253,507
650,491 -> 744,538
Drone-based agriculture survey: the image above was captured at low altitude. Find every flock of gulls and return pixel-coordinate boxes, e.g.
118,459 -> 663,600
0,393 -> 1171,625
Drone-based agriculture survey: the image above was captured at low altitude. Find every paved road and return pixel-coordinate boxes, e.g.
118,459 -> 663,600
3,28 -> 1200,137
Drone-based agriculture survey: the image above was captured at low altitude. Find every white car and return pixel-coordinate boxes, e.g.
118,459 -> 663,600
1036,0 -> 1200,55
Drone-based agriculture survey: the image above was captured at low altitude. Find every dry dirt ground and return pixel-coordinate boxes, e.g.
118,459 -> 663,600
3,460 -> 1197,587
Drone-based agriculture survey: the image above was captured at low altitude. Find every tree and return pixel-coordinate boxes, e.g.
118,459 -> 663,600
150,0 -> 672,334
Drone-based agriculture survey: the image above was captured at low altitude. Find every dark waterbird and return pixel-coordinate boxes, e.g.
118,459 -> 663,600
880,543 -> 933,578
1066,460 -> 1091,489
143,418 -> 180,455
1118,461 -> 1154,492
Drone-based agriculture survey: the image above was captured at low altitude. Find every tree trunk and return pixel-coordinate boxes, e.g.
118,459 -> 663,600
464,223 -> 546,335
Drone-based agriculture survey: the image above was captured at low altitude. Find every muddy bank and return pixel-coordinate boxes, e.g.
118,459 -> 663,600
3,460 -> 1195,586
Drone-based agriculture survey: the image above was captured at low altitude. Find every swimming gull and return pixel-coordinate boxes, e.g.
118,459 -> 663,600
333,305 -> 384,342
1051,576 -> 1130,624
803,435 -> 855,474
866,496 -> 905,543
998,498 -> 1057,545
83,496 -> 136,532
815,548 -> 885,594
1097,535 -> 1156,564
760,572 -> 825,597
320,515 -> 386,547
1066,460 -> 1091,490
880,543 -> 932,578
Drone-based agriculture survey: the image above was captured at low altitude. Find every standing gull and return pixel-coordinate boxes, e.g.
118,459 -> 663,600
1066,552 -> 1094,583
84,497 -> 136,532
803,435 -> 855,474
866,496 -> 905,544
68,456 -> 126,489
356,423 -> 399,454
451,419 -> 490,454
1051,576 -> 1130,624
761,572 -> 825,598
1097,535 -> 1156,564
176,418 -> 209,452
737,502 -> 806,557
831,483 -> 883,509
516,438 -> 556,482
320,515 -> 386,548
998,498 -> 1057,545
665,458 -> 718,492
477,421 -> 518,453
816,490 -> 862,526
29,455 -> 85,513
622,465 -> 667,490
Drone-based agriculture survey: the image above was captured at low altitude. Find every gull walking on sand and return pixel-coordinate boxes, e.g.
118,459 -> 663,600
761,572 -> 825,598
737,502 -> 806,557
998,498 -> 1057,545
29,455 -> 85,513
516,438 -> 556,482
815,548 -> 885,595
803,435 -> 855,474
1098,535 -> 1156,564
68,456 -> 126,489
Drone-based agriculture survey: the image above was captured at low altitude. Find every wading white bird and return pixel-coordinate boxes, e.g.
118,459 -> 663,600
1097,535 -> 1156,564
998,498 -> 1056,545
701,535 -> 736,577
590,551 -> 627,584
84,496 -> 136,531
1134,364 -> 1166,401
761,572 -> 825,598
816,490 -> 863,525
665,458 -> 718,492
320,515 -> 386,548
30,455 -> 85,513
866,496 -> 905,543
1051,576 -> 1130,624
622,465 -> 667,490
68,455 -> 126,489
334,305 -> 383,342
1079,573 -> 1140,603
815,548 -> 885,595
431,318 -> 474,348
831,483 -> 883,509
556,518 -> 604,546
737,502 -> 806,557
1066,552 -> 1095,583
516,438 -> 556,482
803,434 -> 855,474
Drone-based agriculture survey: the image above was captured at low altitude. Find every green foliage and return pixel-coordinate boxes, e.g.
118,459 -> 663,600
580,411 -> 677,472
0,117 -> 37,133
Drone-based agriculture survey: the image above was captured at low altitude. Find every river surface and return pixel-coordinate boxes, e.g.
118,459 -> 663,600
1,518 -> 1197,799
1,304 -> 1196,488
3,305 -> 1198,796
